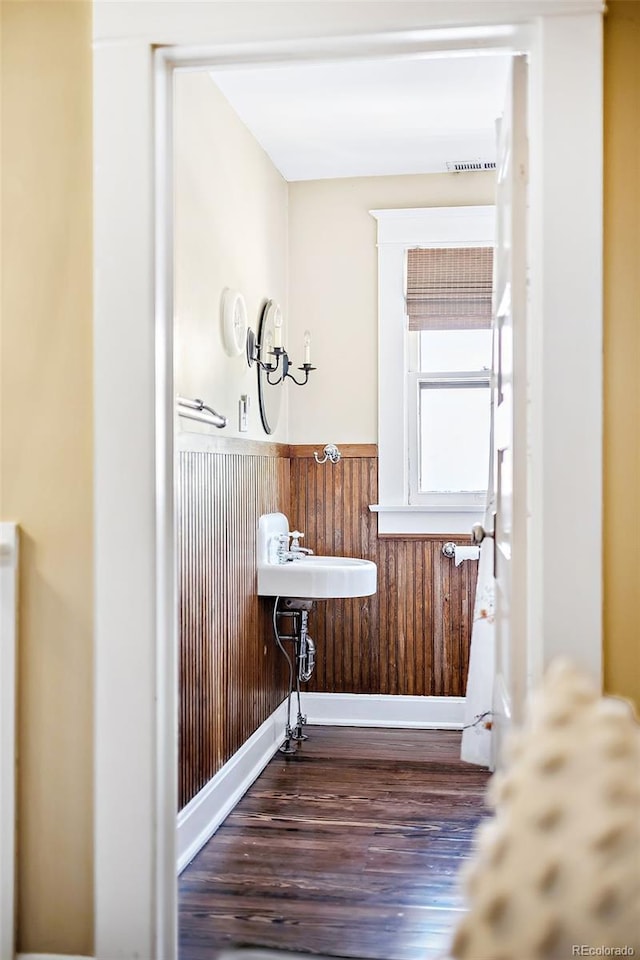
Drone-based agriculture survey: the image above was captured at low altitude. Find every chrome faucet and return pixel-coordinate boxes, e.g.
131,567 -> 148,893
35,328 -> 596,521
290,531 -> 313,556
276,530 -> 314,562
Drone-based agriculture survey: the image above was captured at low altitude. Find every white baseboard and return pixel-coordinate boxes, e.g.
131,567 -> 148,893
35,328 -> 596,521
177,692 -> 465,873
300,692 -> 465,729
177,699 -> 288,873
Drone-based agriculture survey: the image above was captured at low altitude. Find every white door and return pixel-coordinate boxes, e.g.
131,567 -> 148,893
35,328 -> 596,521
476,56 -> 529,768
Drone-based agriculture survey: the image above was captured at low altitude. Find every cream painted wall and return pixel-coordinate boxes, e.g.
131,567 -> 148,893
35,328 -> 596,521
175,72 -> 289,442
603,0 -> 640,713
0,0 -> 93,954
287,172 -> 496,444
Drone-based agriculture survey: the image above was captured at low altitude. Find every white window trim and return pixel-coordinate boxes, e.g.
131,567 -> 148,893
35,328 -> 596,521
370,205 -> 496,534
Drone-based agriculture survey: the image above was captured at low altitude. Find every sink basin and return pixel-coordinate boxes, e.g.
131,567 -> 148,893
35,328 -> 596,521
258,554 -> 377,599
257,512 -> 377,599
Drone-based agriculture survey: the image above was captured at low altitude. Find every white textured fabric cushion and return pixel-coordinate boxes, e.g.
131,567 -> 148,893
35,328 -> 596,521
451,659 -> 640,960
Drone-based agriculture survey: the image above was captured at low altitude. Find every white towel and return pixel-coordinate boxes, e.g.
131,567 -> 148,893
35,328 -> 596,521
461,538 -> 495,767
454,544 -> 480,566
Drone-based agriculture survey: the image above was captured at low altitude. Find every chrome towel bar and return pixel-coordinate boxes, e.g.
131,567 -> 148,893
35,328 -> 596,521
177,396 -> 227,429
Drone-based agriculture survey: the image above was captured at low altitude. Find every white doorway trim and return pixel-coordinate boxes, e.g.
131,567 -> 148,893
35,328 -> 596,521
0,524 -> 18,960
94,7 -> 603,959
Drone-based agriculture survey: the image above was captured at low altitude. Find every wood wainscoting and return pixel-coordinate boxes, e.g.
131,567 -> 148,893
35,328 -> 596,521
177,441 -> 289,810
289,447 -> 477,698
178,438 -> 478,811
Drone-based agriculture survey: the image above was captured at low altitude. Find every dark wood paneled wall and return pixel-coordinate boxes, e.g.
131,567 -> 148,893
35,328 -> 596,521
178,447 -> 289,809
289,453 -> 477,698
178,442 -> 477,810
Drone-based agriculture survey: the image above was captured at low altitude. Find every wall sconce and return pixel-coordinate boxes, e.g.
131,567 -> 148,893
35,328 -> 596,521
247,301 -> 316,387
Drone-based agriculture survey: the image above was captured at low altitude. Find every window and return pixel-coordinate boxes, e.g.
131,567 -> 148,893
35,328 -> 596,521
407,246 -> 493,507
370,206 -> 495,534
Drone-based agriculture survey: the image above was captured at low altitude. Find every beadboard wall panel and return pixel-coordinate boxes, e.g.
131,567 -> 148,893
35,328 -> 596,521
289,453 -> 477,698
178,444 -> 478,810
177,448 -> 289,810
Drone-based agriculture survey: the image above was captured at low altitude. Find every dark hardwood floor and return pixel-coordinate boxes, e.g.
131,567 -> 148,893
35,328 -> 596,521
179,727 -> 491,960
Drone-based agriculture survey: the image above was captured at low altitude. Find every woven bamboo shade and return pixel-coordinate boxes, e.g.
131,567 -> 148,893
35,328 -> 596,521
406,246 -> 494,331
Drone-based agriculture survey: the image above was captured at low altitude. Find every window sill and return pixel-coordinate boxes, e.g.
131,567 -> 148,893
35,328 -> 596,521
369,504 -> 483,535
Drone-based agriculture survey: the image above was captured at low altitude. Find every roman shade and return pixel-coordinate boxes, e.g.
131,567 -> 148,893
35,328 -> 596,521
406,246 -> 494,331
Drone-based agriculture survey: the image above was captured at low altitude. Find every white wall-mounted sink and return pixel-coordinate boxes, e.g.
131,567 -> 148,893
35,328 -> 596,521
257,513 -> 377,599
258,553 -> 377,599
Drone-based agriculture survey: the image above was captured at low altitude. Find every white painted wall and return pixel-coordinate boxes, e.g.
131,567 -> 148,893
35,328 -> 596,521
174,76 -> 495,448
287,171 -> 496,443
175,72 -> 289,441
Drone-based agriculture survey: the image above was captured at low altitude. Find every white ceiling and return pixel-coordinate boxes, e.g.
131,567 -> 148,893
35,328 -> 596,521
210,54 -> 511,182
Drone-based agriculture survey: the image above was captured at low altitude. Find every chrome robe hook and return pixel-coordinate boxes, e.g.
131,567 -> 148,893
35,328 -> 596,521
314,443 -> 341,464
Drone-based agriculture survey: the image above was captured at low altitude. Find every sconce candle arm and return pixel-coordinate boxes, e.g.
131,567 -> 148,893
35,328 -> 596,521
286,363 -> 316,386
264,346 -> 289,384
260,346 -> 316,386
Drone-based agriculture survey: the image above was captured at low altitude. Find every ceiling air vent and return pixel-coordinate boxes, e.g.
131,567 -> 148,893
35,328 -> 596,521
446,160 -> 497,173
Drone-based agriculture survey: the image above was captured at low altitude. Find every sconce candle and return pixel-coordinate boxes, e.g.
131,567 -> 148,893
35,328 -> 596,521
303,330 -> 312,365
273,308 -> 283,349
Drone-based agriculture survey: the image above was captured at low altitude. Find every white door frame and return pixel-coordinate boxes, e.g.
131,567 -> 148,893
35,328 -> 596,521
0,524 -> 18,960
94,6 -> 603,958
